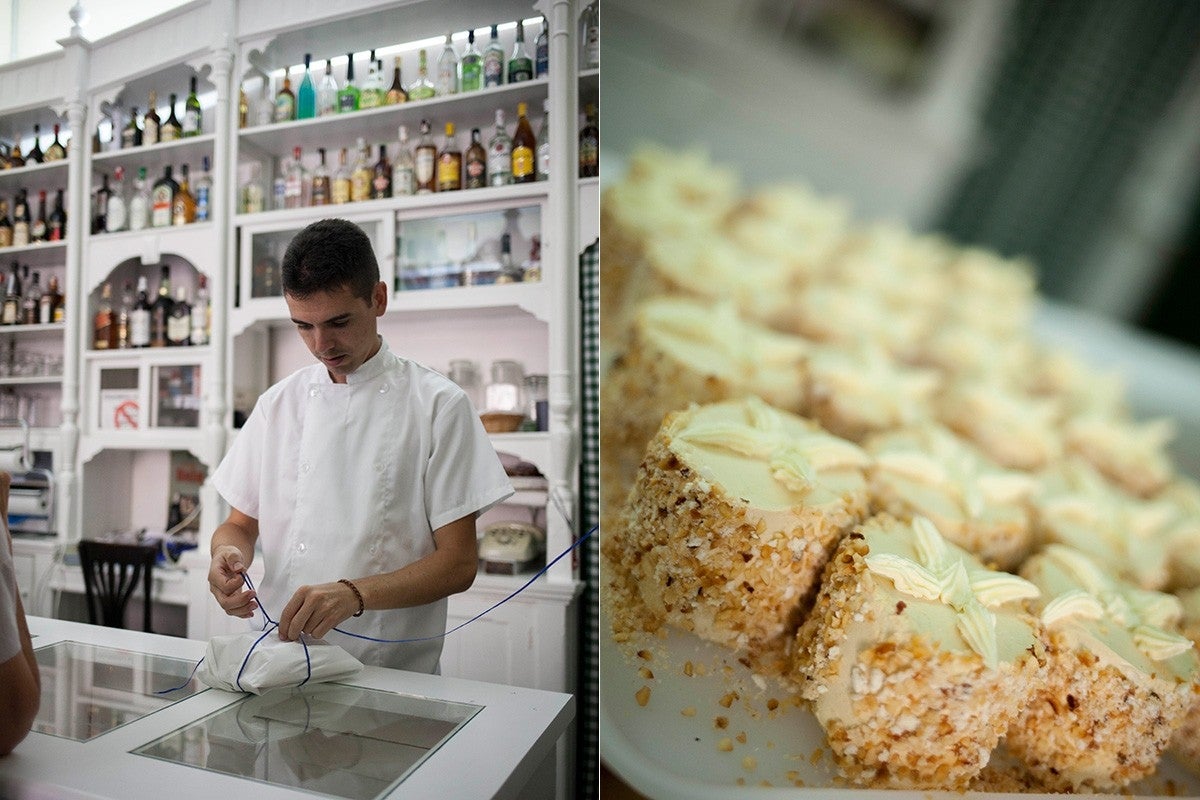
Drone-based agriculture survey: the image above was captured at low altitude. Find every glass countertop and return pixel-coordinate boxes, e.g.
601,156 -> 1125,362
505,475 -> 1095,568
134,683 -> 483,800
33,640 -> 205,741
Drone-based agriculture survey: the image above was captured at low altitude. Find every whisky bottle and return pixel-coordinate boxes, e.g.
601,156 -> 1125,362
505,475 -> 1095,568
161,94 -> 183,142
332,148 -> 351,204
190,274 -> 209,346
150,264 -> 173,347
129,276 -> 151,348
172,163 -> 196,224
536,99 -> 550,181
184,76 -> 203,135
350,139 -> 372,202
372,144 -> 392,199
47,189 -> 66,241
338,53 -> 361,112
535,17 -> 549,78
144,92 -> 161,145
115,280 -> 132,347
436,33 -> 458,96
284,146 -> 307,209
167,285 -> 191,346
465,128 -> 487,189
106,167 -> 127,232
508,21 -> 533,83
460,30 -> 482,92
579,104 -> 599,177
151,165 -> 179,228
194,157 -> 212,222
31,191 -> 47,242
297,54 -> 316,119
129,168 -> 151,231
409,49 -> 436,100
511,102 -> 537,184
487,109 -> 511,186
483,24 -> 504,87
0,201 -> 11,248
274,71 -> 296,122
392,126 -> 415,196
414,120 -> 437,194
311,148 -> 331,206
123,107 -> 143,149
26,125 -> 44,164
94,281 -> 115,347
11,191 -> 30,247
318,59 -> 338,116
436,123 -> 462,192
45,124 -> 67,161
385,57 -> 408,104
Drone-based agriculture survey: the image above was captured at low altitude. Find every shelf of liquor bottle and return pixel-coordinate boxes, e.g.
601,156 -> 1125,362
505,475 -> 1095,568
0,240 -> 66,259
0,322 -> 65,336
83,343 -> 212,362
0,159 -> 69,188
0,375 -> 62,386
91,133 -> 216,170
234,180 -> 548,224
236,78 -> 549,162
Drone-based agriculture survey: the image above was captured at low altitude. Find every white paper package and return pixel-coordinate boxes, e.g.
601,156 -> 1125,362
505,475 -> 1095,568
196,630 -> 364,694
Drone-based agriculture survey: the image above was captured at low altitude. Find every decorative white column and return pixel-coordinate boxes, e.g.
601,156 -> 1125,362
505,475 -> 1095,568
54,4 -> 91,543
534,0 -> 581,584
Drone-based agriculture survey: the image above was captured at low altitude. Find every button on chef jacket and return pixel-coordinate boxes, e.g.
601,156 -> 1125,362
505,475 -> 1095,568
211,338 -> 514,673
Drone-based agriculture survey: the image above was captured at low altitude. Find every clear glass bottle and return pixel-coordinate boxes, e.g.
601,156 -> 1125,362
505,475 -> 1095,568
129,167 -> 151,231
448,359 -> 483,410
485,358 -> 525,413
392,125 -> 415,196
332,148 -> 351,204
487,109 -> 511,187
284,146 -> 307,209
536,98 -> 550,181
436,33 -> 459,96
116,280 -> 133,348
535,17 -> 549,79
317,58 -> 339,116
242,163 -> 265,214
190,274 -> 209,346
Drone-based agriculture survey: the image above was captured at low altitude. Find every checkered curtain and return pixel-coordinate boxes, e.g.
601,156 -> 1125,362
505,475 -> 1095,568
578,237 -> 600,800
937,0 -> 1200,299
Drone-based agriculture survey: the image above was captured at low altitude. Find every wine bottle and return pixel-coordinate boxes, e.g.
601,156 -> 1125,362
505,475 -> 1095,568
150,264 -> 173,347
123,107 -> 143,149
183,76 -> 203,136
129,275 -> 151,348
372,144 -> 392,199
26,125 -> 44,164
167,285 -> 191,346
511,102 -> 537,184
45,124 -> 67,160
39,275 -> 61,325
47,189 -> 66,242
11,191 -> 30,246
161,94 -> 183,142
143,92 -> 161,145
31,191 -> 48,242
93,174 -> 111,234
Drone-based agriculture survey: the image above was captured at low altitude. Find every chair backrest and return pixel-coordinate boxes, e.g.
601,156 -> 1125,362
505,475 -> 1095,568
77,540 -> 159,632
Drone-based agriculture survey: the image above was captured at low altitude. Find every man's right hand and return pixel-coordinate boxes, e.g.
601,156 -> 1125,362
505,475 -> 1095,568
208,544 -> 256,618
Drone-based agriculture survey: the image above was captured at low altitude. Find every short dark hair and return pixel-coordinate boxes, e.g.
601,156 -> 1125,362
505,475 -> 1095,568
281,218 -> 380,301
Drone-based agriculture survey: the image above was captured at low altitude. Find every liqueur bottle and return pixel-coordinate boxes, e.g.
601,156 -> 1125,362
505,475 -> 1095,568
274,70 -> 296,122
130,275 -> 152,348
535,17 -> 549,78
161,94 -> 183,141
372,144 -> 392,199
107,167 -> 128,233
337,53 -> 361,112
45,124 -> 67,160
460,30 -> 483,92
414,120 -> 437,194
172,164 -> 196,224
385,57 -> 408,104
510,102 -> 537,184
311,148 -> 331,206
508,21 -> 533,83
93,281 -> 115,348
318,59 -> 339,116
150,166 -> 179,228
579,104 -> 599,177
436,123 -> 462,192
408,49 -> 436,100
47,189 -> 66,241
465,128 -> 487,189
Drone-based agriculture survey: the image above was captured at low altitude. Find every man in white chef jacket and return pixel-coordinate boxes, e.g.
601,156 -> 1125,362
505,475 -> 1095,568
207,219 -> 514,673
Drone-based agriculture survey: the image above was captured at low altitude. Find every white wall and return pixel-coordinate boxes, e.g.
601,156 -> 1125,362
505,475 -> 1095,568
1,0 -> 189,63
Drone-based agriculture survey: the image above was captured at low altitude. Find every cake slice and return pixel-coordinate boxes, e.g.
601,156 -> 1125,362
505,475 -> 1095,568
1007,545 -> 1200,792
609,397 -> 870,674
793,514 -> 1045,790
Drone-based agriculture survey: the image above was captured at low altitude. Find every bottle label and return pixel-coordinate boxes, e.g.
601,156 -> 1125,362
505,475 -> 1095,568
461,60 -> 481,91
581,135 -> 599,168
144,119 -> 159,145
167,314 -> 190,345
94,311 -> 113,348
512,146 -> 534,179
122,128 -> 137,148
484,55 -> 503,86
0,228 -> 10,247
393,166 -> 414,196
415,150 -> 435,186
338,91 -> 358,113
160,125 -> 180,143
360,90 -> 381,110
130,310 -> 150,346
39,298 -> 51,325
466,158 -> 486,188
195,187 -> 210,221
351,170 -> 371,202
191,307 -> 208,345
488,145 -> 511,184
129,198 -> 148,230
49,221 -> 64,242
32,220 -> 46,241
509,59 -> 533,83
151,187 -> 173,227
183,109 -> 201,134
2,301 -> 15,325
372,174 -> 391,198
12,222 -> 29,247
274,95 -> 295,122
437,158 -> 461,191
332,179 -> 350,205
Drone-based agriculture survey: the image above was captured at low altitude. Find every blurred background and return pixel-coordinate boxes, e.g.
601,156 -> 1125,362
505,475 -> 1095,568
601,0 -> 1200,478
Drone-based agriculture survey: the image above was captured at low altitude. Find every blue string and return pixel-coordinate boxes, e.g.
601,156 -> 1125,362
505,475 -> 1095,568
157,526 -> 596,693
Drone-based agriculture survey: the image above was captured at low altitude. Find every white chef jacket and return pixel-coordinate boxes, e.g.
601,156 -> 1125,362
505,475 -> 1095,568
211,338 -> 513,672
1,518 -> 22,664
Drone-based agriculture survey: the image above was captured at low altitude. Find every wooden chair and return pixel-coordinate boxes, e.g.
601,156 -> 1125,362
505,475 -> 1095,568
77,540 -> 159,632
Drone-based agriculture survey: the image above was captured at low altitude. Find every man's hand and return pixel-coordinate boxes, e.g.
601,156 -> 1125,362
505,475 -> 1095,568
277,581 -> 360,642
208,544 -> 256,618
